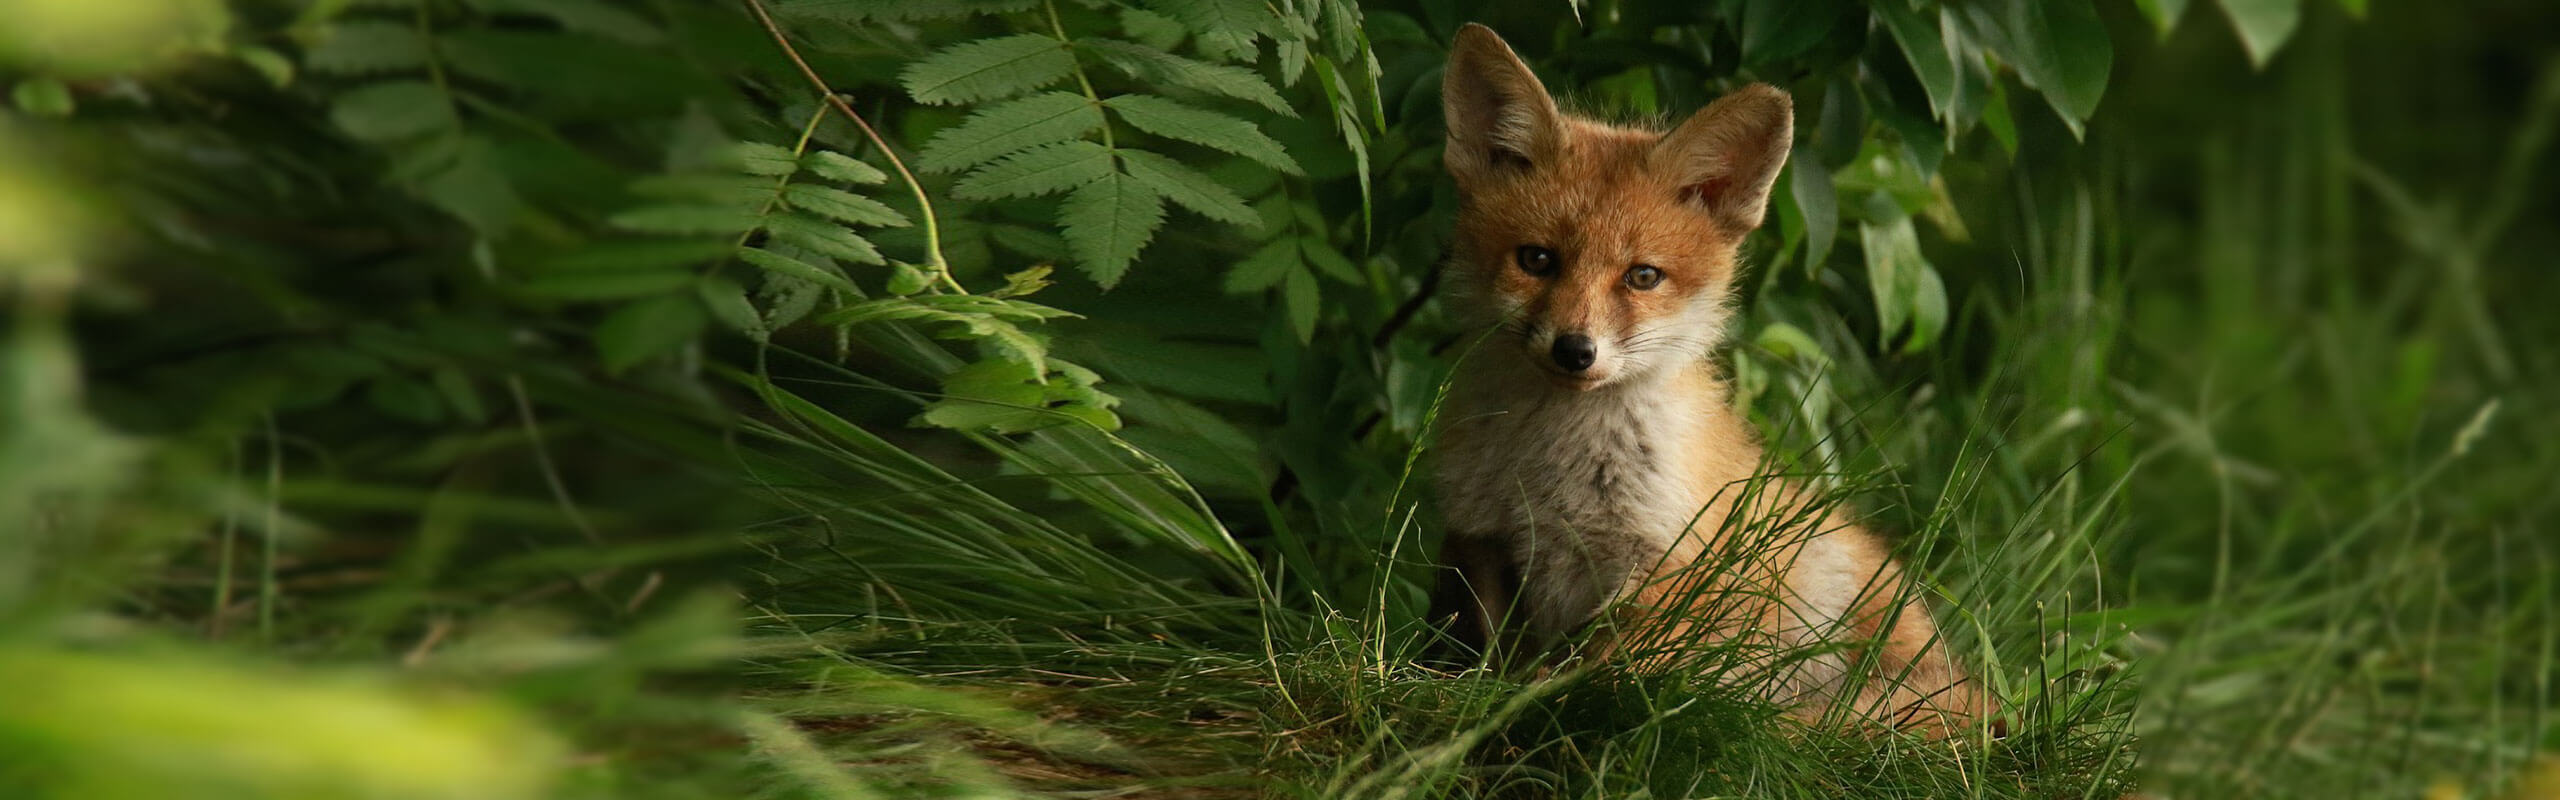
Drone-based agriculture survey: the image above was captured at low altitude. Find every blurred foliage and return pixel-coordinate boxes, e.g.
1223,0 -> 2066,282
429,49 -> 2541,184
0,0 -> 2553,797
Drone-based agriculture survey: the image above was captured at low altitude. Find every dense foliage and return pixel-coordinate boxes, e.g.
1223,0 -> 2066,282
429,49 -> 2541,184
3,0 -> 2554,797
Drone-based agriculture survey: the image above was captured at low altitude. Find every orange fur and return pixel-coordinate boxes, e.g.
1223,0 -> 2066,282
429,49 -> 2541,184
1426,23 -> 1990,737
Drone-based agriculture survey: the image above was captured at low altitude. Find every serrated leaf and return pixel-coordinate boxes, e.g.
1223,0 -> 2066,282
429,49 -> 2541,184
1143,0 -> 1268,62
696,277 -> 766,341
307,21 -> 429,75
804,151 -> 889,184
1058,171 -> 1165,288
1120,8 -> 1187,50
1102,95 -> 1300,174
610,205 -> 764,235
785,185 -> 910,227
1222,238 -> 1296,293
1079,39 -> 1291,115
899,34 -> 1074,105
765,213 -> 884,265
737,246 -> 856,292
1282,265 -> 1317,343
330,81 -> 454,142
916,92 -> 1102,173
594,293 -> 707,373
953,140 -> 1115,200
1300,237 -> 1359,283
887,261 -> 933,296
1114,150 -> 1256,228
728,142 -> 800,176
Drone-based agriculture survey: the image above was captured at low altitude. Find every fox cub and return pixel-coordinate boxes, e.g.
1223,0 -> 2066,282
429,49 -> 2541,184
1425,24 -> 1988,735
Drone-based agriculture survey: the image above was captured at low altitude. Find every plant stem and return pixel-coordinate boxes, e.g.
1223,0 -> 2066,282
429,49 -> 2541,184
1045,0 -> 1114,151
737,0 -> 963,294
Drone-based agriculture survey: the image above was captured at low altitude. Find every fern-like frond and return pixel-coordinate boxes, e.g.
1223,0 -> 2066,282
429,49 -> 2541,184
915,92 -> 1102,173
1078,39 -> 1291,116
1101,95 -> 1300,175
1114,149 -> 1256,229
737,247 -> 857,293
610,205 -> 765,235
1059,171 -> 1166,288
804,151 -> 887,185
764,213 -> 884,265
899,34 -> 1076,106
1140,0 -> 1270,62
952,140 -> 1114,200
784,185 -> 911,228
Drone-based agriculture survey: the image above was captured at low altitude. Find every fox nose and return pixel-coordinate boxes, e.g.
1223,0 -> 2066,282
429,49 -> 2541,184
1550,334 -> 1597,373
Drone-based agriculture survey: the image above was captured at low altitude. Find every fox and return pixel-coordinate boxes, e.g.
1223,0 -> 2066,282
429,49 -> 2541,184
1424,24 -> 1990,736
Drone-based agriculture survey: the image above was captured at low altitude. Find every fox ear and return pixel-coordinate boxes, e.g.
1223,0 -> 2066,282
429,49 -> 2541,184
1443,23 -> 1561,180
1652,84 -> 1793,233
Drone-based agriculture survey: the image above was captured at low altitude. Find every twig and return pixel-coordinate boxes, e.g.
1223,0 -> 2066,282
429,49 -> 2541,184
738,0 -> 963,294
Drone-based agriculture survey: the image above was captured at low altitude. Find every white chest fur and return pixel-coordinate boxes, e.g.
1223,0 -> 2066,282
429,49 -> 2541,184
1433,361 -> 1712,642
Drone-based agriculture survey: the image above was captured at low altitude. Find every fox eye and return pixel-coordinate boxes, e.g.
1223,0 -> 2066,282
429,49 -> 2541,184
1625,264 -> 1664,290
1514,246 -> 1558,277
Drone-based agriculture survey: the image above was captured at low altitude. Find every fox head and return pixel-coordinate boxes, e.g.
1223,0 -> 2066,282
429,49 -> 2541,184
1441,24 -> 1792,391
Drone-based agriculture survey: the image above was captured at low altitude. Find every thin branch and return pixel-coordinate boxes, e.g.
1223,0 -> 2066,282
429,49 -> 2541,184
738,0 -> 964,294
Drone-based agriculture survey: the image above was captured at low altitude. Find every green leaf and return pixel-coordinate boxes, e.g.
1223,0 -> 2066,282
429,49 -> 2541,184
1789,149 -> 1838,272
238,46 -> 295,87
1956,0 -> 2112,137
804,151 -> 889,184
1875,1 -> 1956,121
11,79 -> 73,116
1222,238 -> 1296,293
367,375 -> 444,424
696,277 -> 766,341
1079,39 -> 1292,115
1103,95 -> 1301,174
952,140 -> 1115,200
736,246 -> 856,293
1741,0 -> 1847,64
1120,8 -> 1187,51
899,34 -> 1074,106
1114,149 -> 1257,228
1859,215 -> 1947,353
916,92 -> 1102,173
1282,265 -> 1317,343
2131,0 -> 2192,36
785,185 -> 910,228
2215,0 -> 2303,68
610,205 -> 765,235
307,21 -> 429,75
764,213 -> 884,265
330,81 -> 455,142
1300,237 -> 1359,283
886,261 -> 933,296
1058,171 -> 1166,288
594,293 -> 708,373
417,136 -> 521,235
1145,0 -> 1267,61
728,142 -> 800,176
